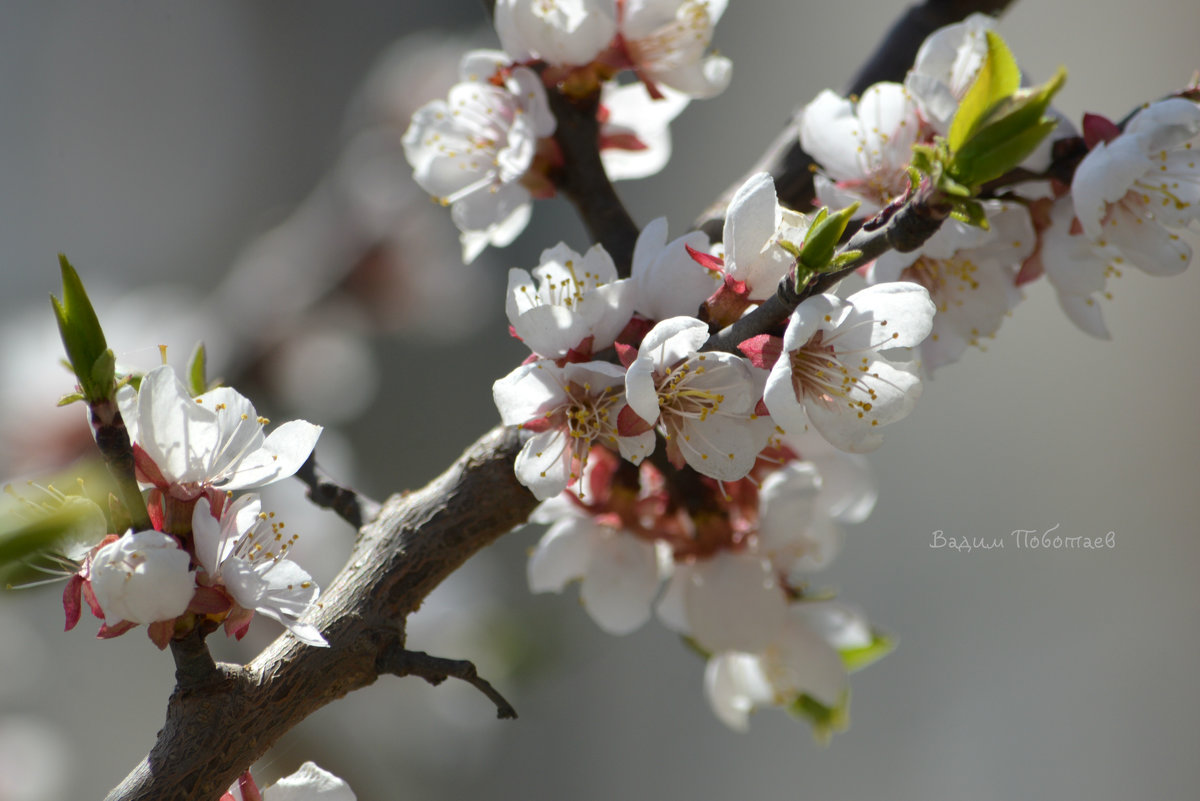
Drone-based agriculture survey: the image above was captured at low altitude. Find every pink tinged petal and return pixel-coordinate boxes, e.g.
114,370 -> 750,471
580,531 -> 660,635
266,761 -> 357,801
515,428 -> 573,501
217,420 -> 323,491
684,552 -> 787,654
1072,136 -> 1155,237
704,653 -> 774,731
528,518 -> 594,593
723,173 -> 780,275
493,361 -> 567,426
804,359 -> 922,453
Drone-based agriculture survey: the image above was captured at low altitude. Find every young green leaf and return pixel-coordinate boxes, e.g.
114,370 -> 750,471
948,30 -> 1020,152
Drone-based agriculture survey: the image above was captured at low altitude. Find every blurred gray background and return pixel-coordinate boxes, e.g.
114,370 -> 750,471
1,1 -> 1198,800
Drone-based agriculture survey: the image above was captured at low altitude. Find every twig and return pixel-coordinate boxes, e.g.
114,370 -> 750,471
381,646 -> 518,720
294,454 -> 381,528
694,0 -> 1018,236
702,191 -> 950,353
89,399 -> 152,531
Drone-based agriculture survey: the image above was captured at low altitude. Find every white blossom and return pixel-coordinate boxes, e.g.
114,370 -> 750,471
1071,98 -> 1200,277
494,0 -> 617,67
89,530 -> 194,626
118,365 -> 322,500
625,316 -> 761,480
505,242 -> 634,359
527,499 -> 662,635
800,83 -> 921,217
721,172 -> 814,300
662,550 -> 788,654
763,283 -> 934,452
630,217 -> 720,321
620,0 -> 731,99
704,602 -> 866,731
224,761 -> 356,801
1038,195 -> 1119,339
403,51 -> 555,263
904,12 -> 994,135
599,82 -> 691,181
493,360 -> 653,499
868,201 -> 1034,372
193,495 -> 328,647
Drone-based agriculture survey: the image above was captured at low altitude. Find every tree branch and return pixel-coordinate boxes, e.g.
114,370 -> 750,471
105,426 -> 535,801
702,190 -> 950,353
694,0 -> 1018,237
294,454 -> 381,529
547,86 -> 640,277
380,646 -> 518,720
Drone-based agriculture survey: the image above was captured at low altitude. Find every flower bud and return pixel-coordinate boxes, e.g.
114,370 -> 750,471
89,530 -> 194,625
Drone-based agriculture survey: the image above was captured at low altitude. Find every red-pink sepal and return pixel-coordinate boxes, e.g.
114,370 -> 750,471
737,334 -> 783,370
1082,113 -> 1121,149
63,575 -> 85,631
224,607 -> 254,641
146,619 -> 175,650
189,585 -> 233,616
685,244 -> 725,275
615,342 -> 638,369
617,405 -> 654,437
133,443 -> 169,490
147,489 -> 165,532
96,620 -> 137,640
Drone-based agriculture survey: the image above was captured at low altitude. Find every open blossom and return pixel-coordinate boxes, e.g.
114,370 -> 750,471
868,201 -> 1034,372
630,217 -> 720,321
904,12 -> 993,134
1038,195 -> 1120,339
192,495 -> 328,647
223,762 -> 355,801
494,0 -> 617,67
526,496 -> 663,635
1071,98 -> 1200,277
89,530 -> 194,628
506,242 -> 634,359
598,82 -> 691,181
624,316 -> 761,480
721,172 -> 814,300
764,283 -> 935,453
704,602 -> 869,731
403,50 -> 555,263
800,83 -> 921,216
493,360 -> 653,499
619,0 -> 732,99
119,365 -> 322,501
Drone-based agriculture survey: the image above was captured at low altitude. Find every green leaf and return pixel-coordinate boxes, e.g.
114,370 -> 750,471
0,496 -> 107,570
789,690 -> 850,743
797,202 -> 860,288
948,30 -> 1020,152
51,255 -> 114,404
187,342 -> 208,397
840,629 -> 896,672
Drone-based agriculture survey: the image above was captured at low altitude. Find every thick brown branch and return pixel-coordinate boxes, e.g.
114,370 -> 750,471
695,0 -> 1017,237
105,426 -> 536,801
547,86 -> 639,276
